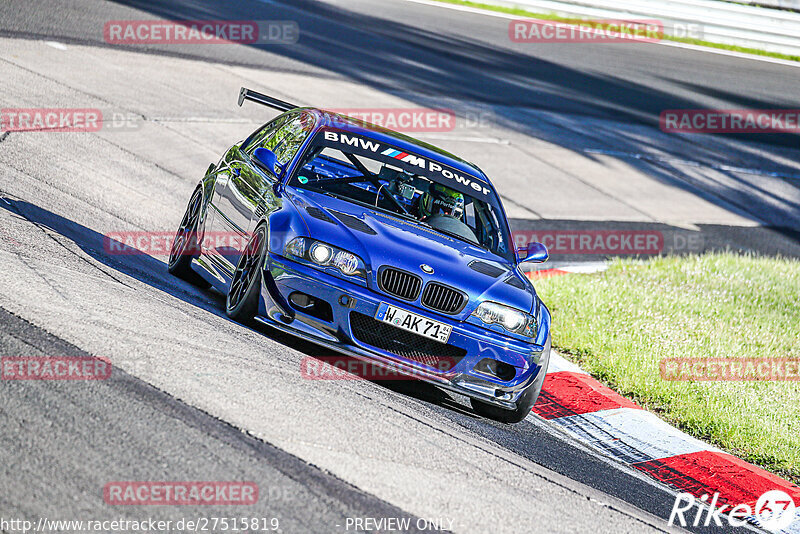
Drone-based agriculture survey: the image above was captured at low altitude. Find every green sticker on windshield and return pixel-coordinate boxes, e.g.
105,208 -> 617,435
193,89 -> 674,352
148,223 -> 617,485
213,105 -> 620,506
298,176 -> 309,184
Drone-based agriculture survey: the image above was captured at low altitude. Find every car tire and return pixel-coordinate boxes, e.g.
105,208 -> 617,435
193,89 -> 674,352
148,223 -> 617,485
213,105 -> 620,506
226,223 -> 268,323
168,187 -> 210,289
470,363 -> 547,424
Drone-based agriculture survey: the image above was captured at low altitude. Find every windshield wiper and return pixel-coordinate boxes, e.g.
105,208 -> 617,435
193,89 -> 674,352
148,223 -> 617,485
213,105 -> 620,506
415,221 -> 487,250
300,185 -> 346,203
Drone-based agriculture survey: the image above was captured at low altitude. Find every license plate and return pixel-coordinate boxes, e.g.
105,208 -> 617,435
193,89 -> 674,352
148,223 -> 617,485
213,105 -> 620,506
375,303 -> 452,344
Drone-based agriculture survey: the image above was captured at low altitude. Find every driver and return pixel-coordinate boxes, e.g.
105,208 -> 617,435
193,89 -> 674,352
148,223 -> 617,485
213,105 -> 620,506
418,183 -> 465,221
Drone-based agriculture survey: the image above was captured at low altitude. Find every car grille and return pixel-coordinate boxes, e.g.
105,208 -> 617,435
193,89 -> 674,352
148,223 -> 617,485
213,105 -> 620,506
421,282 -> 466,314
349,312 -> 466,371
378,267 -> 422,301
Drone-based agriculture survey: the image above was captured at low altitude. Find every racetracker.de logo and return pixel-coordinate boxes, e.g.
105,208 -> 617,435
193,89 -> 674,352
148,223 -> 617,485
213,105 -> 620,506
509,18 -> 663,43
661,357 -> 800,381
661,109 -> 800,133
104,231 -> 248,256
326,108 -> 456,133
103,20 -> 299,45
1,109 -> 102,133
2,356 -> 112,380
301,356 -> 456,380
104,482 -> 258,506
513,230 -> 663,255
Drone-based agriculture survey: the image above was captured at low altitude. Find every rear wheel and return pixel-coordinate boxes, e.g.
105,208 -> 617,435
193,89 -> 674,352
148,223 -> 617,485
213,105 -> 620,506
226,224 -> 268,323
168,188 -> 210,288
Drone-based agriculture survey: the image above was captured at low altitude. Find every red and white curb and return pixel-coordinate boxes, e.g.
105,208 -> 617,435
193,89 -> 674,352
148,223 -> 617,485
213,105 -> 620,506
525,262 -> 608,280
529,265 -> 800,532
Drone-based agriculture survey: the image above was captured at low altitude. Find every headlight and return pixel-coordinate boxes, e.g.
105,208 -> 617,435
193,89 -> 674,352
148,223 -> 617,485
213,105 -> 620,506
310,242 -> 333,264
472,301 -> 537,338
332,251 -> 359,275
285,237 -> 366,279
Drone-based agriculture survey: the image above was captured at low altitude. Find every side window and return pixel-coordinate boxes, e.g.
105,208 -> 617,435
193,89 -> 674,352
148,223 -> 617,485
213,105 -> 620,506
241,115 -> 289,155
268,113 -> 315,165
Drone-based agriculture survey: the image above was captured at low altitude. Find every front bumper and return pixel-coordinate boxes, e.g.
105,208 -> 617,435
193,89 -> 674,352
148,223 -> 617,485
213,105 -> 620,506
256,254 -> 551,409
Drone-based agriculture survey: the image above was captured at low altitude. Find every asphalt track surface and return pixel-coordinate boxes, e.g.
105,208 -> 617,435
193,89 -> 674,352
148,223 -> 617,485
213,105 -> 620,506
1,0 -> 798,532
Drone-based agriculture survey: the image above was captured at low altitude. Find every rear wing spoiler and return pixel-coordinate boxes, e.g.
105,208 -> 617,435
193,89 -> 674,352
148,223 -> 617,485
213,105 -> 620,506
238,87 -> 298,113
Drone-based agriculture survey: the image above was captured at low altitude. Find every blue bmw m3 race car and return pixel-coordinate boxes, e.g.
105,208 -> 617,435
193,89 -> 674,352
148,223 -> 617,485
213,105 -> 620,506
168,88 -> 552,423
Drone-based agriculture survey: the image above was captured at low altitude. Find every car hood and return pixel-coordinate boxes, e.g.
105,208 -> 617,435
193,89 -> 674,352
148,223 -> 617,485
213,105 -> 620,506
286,188 -> 535,319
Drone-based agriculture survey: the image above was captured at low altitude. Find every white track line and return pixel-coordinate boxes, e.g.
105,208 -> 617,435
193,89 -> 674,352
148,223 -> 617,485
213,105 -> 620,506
398,0 -> 800,69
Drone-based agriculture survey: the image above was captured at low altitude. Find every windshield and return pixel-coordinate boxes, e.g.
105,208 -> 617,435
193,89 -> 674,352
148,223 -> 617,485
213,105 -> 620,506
289,129 -> 514,261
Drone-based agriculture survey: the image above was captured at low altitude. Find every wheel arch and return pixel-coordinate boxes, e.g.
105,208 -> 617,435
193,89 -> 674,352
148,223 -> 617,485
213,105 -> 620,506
253,218 -> 294,321
198,163 -> 221,225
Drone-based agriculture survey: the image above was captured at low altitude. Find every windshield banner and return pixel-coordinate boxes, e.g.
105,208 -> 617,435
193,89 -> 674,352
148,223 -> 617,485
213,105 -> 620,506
318,130 -> 493,201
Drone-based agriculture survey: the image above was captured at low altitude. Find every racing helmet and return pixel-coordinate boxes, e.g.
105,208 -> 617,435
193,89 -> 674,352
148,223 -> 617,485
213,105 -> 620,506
419,183 -> 465,220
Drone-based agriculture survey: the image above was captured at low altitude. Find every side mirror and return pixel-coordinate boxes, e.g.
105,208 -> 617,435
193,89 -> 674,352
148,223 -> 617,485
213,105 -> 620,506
253,147 -> 283,177
518,242 -> 548,264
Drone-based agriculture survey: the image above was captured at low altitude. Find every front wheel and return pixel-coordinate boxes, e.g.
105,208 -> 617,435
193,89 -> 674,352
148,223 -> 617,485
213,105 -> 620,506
226,224 -> 268,323
471,351 -> 549,423
470,380 -> 541,424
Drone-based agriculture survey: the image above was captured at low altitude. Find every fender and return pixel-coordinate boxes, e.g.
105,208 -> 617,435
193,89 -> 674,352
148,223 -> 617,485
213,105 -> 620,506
255,220 -> 295,322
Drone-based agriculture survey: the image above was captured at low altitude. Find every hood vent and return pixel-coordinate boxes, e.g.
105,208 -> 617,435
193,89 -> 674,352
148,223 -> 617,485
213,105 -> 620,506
305,206 -> 335,224
504,275 -> 527,290
469,260 -> 506,278
331,211 -> 377,235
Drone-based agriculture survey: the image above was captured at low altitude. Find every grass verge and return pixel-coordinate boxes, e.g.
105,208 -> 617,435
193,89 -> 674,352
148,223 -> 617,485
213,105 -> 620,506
432,0 -> 800,63
534,253 -> 800,483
